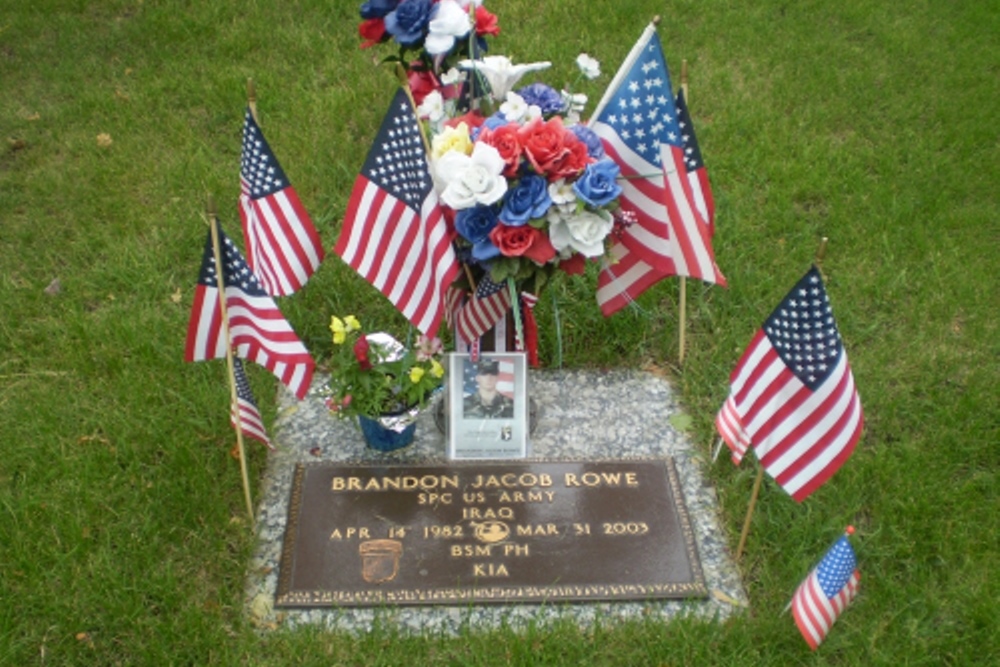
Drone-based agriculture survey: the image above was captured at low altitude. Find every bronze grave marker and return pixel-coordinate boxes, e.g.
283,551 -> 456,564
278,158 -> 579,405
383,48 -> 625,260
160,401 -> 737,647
276,459 -> 706,607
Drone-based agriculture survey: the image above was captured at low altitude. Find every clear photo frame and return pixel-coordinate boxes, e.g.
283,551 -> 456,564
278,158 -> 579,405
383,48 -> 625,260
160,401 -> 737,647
446,352 -> 528,460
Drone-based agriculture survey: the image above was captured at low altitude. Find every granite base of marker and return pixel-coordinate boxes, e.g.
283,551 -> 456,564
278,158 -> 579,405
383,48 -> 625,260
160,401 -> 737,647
246,368 -> 748,634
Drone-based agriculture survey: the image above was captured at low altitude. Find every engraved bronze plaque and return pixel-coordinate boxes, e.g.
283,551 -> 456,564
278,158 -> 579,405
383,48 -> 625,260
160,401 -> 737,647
276,459 -> 706,607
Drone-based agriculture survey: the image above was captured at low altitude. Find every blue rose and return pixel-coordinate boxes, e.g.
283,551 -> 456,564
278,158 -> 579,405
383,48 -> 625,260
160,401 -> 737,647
517,83 -> 565,115
569,124 -> 605,159
384,0 -> 432,48
572,159 -> 622,207
500,174 -> 551,226
360,0 -> 400,20
471,238 -> 501,262
455,204 -> 498,243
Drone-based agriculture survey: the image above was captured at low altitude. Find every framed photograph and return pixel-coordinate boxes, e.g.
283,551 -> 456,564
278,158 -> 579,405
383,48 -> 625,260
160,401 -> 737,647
447,352 -> 528,460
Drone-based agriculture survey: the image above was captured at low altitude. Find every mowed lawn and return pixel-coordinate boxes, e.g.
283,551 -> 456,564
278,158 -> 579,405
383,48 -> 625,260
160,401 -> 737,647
1,1 -> 997,665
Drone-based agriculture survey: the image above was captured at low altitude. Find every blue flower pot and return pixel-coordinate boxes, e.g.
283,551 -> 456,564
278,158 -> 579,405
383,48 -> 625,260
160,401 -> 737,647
358,413 -> 417,452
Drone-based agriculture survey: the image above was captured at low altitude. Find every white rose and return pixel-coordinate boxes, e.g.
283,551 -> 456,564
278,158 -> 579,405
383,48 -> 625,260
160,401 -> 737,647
548,208 -> 613,257
435,142 -> 508,210
425,0 -> 472,56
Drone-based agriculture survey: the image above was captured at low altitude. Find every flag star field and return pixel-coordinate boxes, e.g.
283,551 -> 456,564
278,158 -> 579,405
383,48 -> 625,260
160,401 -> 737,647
763,268 -> 843,391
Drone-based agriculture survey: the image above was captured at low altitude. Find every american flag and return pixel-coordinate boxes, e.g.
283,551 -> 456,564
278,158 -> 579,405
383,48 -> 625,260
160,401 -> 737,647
230,357 -> 273,450
715,394 -> 751,464
239,109 -> 324,296
792,534 -> 860,650
184,221 -> 315,400
724,267 -> 863,501
334,88 -> 459,335
675,88 -> 715,235
590,24 -> 725,316
449,275 -> 512,348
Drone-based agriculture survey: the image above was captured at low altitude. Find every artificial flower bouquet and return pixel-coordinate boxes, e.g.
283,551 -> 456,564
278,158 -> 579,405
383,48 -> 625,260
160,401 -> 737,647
358,0 -> 629,298
324,315 -> 445,421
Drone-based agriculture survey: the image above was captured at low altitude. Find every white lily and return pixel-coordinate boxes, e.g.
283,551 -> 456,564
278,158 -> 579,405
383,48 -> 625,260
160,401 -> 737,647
457,55 -> 551,101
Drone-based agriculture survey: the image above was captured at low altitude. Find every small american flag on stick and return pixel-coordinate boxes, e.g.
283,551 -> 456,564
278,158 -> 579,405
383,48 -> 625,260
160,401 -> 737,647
334,88 -> 459,335
720,266 -> 863,501
185,221 -> 315,400
791,529 -> 861,649
239,109 -> 324,296
231,357 -> 272,450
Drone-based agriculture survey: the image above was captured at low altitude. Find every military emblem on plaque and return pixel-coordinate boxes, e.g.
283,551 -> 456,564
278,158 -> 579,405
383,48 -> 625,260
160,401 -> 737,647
359,539 -> 403,584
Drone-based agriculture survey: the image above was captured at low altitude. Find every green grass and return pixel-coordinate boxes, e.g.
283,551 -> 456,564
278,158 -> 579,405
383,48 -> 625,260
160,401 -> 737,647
1,0 -> 997,664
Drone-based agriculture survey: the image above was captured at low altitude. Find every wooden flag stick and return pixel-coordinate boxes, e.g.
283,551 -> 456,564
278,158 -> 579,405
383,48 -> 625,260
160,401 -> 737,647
681,59 -> 689,104
678,278 -> 687,362
814,236 -> 829,279
247,78 -> 259,125
735,464 -> 765,561
207,195 -> 255,524
712,436 -> 725,463
677,60 -> 690,364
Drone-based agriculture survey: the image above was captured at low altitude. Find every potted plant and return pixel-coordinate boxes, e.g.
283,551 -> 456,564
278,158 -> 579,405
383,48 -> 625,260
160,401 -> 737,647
324,315 -> 445,451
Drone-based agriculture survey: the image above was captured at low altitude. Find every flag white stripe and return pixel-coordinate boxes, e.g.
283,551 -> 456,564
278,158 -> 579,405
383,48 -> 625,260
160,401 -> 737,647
339,182 -> 383,274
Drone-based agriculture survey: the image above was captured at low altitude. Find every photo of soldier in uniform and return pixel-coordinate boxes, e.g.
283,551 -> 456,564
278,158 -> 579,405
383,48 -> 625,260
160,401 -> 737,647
462,358 -> 514,419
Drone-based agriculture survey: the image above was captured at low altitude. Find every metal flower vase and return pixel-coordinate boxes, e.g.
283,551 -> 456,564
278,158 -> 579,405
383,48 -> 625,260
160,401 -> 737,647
357,406 -> 418,452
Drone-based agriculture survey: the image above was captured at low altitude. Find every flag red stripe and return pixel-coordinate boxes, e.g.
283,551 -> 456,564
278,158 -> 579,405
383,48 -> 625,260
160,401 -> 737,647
238,177 -> 323,297
250,189 -> 321,291
232,398 -> 272,449
184,284 -> 225,362
793,570 -> 860,650
596,243 -> 670,316
658,144 -> 726,285
695,166 -> 715,233
715,395 -> 751,464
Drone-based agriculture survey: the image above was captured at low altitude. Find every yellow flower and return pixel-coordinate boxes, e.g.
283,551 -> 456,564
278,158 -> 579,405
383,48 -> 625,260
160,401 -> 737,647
330,316 -> 347,344
344,315 -> 361,332
430,122 -> 472,160
430,359 -> 445,379
409,366 -> 426,384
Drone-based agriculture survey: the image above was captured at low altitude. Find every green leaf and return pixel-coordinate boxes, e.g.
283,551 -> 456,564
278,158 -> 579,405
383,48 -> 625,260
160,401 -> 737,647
668,413 -> 693,433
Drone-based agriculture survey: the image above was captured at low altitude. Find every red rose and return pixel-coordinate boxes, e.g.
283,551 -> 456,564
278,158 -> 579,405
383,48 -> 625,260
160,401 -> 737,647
477,123 -> 522,177
407,66 -> 440,106
353,336 -> 372,371
475,6 -> 500,37
545,132 -> 591,181
358,19 -> 387,49
558,253 -> 587,276
489,223 -> 557,264
518,116 -> 570,178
